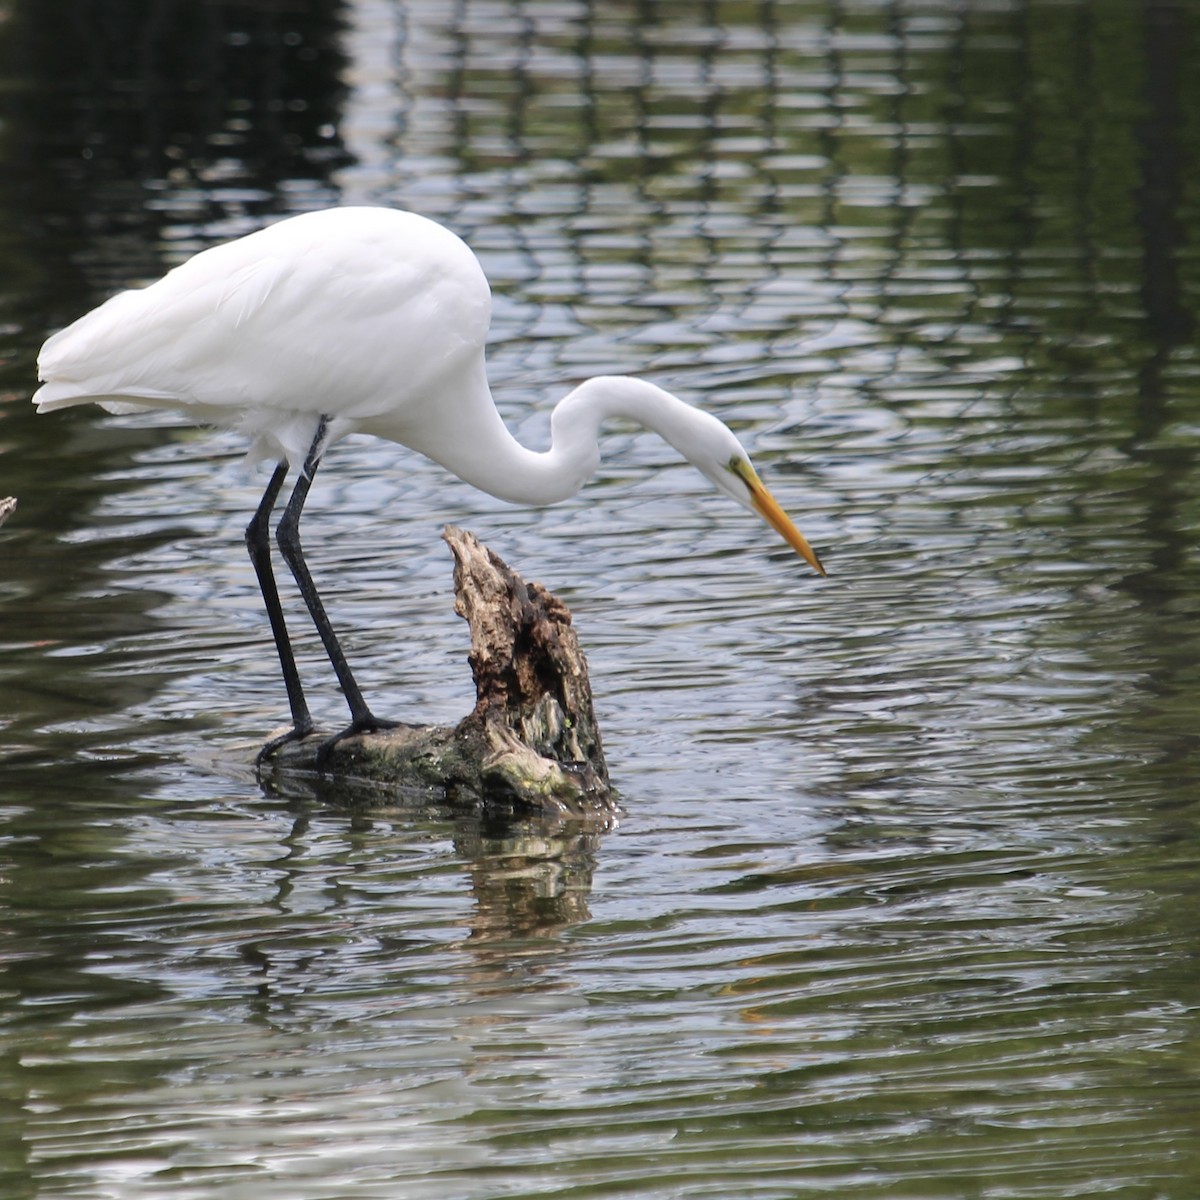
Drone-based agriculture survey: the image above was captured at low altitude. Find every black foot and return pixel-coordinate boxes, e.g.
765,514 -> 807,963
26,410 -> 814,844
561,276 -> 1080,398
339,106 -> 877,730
315,713 -> 401,770
255,720 -> 315,768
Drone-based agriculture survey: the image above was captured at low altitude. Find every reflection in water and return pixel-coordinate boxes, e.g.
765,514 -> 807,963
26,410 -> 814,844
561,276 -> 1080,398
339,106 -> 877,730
457,813 -> 604,944
260,769 -> 608,944
1,1 -> 1200,1197
3,0 -> 349,211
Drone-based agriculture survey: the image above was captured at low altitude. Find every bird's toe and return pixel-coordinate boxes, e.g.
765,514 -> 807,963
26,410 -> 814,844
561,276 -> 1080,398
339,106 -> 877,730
314,714 -> 400,769
254,720 -> 316,769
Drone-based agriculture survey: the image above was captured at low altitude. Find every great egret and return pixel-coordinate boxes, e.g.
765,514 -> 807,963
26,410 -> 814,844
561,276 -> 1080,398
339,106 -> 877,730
33,206 -> 824,760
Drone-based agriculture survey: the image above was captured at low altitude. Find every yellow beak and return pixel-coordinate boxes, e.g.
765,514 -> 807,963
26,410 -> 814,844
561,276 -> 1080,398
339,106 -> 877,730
731,459 -> 826,577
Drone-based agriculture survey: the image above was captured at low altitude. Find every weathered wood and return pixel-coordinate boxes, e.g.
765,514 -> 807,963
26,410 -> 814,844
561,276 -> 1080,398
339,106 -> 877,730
261,526 -> 615,818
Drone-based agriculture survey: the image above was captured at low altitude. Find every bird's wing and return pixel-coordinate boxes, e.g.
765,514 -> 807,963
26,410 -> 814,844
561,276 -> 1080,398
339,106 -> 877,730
34,246 -> 296,412
35,212 -> 490,426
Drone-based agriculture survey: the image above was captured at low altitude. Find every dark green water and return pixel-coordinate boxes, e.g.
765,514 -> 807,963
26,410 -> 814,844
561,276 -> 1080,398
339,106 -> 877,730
2,1 -> 1199,1196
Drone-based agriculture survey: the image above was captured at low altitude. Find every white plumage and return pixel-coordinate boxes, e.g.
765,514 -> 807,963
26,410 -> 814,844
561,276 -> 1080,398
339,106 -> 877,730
34,206 -> 824,759
37,208 -> 493,468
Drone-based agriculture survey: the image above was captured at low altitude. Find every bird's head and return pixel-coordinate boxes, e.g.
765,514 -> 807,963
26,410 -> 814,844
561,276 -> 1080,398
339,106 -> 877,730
686,411 -> 826,577
710,452 -> 826,577
559,376 -> 826,575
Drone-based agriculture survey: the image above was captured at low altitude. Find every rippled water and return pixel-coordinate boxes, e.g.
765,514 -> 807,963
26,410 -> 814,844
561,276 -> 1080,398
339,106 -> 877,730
2,1 -> 1200,1196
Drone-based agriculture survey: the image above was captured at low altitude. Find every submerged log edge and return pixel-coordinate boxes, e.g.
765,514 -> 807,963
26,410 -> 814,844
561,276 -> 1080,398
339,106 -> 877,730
263,525 -> 615,817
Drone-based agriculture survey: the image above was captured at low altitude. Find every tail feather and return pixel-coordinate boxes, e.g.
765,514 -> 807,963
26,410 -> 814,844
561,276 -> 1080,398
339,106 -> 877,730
32,381 -> 93,412
33,380 -> 176,415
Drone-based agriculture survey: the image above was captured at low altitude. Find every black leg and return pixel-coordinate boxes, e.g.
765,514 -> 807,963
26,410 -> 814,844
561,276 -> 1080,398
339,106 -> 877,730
246,461 -> 314,764
275,416 -> 397,764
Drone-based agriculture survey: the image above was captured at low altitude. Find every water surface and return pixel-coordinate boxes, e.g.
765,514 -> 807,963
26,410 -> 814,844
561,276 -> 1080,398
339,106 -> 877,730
2,1 -> 1199,1196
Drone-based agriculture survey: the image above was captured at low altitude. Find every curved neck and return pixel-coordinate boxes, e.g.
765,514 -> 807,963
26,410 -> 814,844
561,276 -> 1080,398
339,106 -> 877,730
400,374 -> 698,507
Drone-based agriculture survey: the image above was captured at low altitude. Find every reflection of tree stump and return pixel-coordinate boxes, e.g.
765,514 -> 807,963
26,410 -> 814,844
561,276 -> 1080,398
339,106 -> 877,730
264,526 -> 615,818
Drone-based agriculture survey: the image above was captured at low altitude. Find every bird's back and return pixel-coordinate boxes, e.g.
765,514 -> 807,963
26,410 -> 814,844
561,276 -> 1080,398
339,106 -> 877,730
34,207 -> 494,462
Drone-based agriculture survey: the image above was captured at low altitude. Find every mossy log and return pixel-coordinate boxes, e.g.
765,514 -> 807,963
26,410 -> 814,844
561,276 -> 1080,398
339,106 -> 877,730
262,526 -> 615,818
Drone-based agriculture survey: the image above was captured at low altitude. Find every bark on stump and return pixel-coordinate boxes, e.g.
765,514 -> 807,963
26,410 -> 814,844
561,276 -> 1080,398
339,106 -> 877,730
262,526 -> 614,818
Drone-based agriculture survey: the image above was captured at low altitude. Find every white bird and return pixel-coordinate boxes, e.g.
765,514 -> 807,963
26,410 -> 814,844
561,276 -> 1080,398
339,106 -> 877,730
33,206 -> 825,762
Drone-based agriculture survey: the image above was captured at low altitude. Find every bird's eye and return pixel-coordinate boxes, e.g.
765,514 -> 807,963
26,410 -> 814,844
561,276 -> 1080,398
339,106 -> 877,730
726,456 -> 753,484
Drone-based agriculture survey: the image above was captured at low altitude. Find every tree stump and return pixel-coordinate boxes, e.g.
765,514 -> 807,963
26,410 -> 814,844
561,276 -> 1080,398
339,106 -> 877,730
262,526 -> 615,818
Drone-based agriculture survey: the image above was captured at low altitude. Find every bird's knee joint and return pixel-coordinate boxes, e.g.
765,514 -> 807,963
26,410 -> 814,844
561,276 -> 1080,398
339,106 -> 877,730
276,515 -> 302,556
